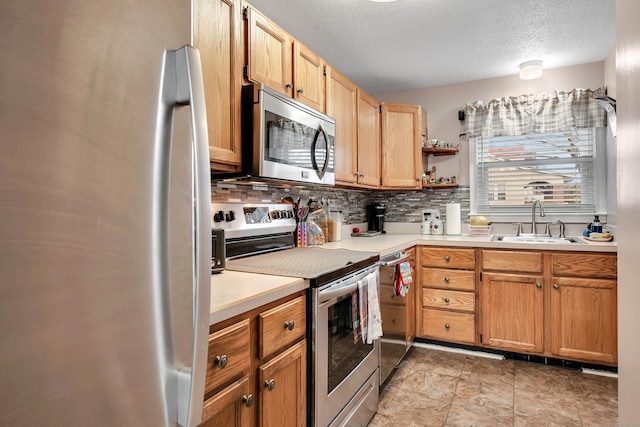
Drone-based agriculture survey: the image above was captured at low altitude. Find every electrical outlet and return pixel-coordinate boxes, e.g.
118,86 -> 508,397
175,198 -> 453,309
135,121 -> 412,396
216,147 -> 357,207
458,110 -> 465,121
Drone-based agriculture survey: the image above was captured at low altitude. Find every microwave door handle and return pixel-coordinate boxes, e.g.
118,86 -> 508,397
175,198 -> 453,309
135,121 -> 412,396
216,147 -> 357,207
311,124 -> 330,179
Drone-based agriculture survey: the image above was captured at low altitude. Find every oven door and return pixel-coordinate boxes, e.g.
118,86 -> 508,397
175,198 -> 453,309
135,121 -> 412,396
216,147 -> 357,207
313,265 -> 380,427
257,86 -> 335,185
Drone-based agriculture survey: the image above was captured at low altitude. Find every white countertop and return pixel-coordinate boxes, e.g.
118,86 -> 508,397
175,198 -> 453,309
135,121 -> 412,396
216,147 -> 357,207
210,232 -> 616,325
210,270 -> 306,325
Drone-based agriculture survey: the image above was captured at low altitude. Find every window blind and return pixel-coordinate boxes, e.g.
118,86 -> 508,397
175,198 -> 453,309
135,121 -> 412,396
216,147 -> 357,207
475,129 -> 597,213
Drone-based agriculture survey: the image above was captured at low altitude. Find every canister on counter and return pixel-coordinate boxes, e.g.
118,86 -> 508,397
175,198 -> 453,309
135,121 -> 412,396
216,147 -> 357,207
431,219 -> 444,235
421,220 -> 432,235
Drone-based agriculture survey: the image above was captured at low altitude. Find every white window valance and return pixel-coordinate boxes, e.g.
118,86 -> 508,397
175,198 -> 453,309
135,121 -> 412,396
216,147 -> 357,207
463,87 -> 607,139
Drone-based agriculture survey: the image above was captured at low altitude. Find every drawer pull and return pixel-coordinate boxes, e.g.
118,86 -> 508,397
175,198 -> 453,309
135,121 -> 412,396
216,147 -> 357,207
214,355 -> 228,369
536,283 -> 542,289
242,394 -> 254,408
284,320 -> 295,331
444,323 -> 450,329
285,82 -> 293,89
444,256 -> 450,262
444,297 -> 450,304
264,379 -> 276,391
444,277 -> 450,283
553,283 -> 559,290
297,88 -> 304,94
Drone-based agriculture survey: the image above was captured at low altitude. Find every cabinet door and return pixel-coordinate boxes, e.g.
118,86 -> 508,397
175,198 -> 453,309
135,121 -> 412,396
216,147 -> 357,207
356,89 -> 381,188
193,0 -> 242,171
293,41 -> 325,112
259,340 -> 306,427
480,273 -> 544,353
326,67 -> 358,184
380,103 -> 422,189
246,7 -> 293,96
201,376 -> 253,427
550,277 -> 617,364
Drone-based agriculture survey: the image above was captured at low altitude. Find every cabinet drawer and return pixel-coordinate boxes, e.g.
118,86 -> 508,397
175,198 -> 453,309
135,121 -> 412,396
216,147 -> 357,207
381,304 -> 406,336
552,253 -> 617,279
206,319 -> 251,396
422,288 -> 475,313
422,268 -> 475,291
259,295 -> 306,359
422,309 -> 475,344
482,250 -> 542,273
422,247 -> 475,269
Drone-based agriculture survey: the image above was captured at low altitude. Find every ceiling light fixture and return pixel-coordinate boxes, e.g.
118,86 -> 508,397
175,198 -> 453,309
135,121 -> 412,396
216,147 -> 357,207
519,60 -> 544,80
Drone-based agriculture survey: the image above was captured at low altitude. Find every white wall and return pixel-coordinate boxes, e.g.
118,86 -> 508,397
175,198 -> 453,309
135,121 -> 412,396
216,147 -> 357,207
376,63 -> 605,187
615,0 -> 640,423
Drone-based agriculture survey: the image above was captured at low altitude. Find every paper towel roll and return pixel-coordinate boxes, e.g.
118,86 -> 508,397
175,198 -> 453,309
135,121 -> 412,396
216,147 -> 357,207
446,203 -> 461,235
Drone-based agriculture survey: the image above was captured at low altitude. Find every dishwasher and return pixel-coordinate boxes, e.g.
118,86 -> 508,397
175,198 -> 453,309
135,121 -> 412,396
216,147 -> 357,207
378,250 -> 413,385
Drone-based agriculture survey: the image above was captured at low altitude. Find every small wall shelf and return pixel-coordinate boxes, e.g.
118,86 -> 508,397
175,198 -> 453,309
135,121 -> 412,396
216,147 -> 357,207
423,183 -> 459,189
422,147 -> 459,156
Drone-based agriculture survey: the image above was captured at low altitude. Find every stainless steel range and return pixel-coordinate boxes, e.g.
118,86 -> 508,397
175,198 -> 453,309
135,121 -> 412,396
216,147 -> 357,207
212,202 -> 381,427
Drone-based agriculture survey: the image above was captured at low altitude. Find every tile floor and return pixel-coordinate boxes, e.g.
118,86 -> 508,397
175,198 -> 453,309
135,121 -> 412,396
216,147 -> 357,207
369,346 -> 618,426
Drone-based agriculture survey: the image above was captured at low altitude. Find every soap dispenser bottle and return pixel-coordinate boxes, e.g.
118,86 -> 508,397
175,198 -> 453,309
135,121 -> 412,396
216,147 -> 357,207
591,215 -> 602,233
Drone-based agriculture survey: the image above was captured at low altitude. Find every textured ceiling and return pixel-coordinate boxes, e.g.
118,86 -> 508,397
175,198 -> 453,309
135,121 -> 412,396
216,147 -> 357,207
246,0 -> 615,95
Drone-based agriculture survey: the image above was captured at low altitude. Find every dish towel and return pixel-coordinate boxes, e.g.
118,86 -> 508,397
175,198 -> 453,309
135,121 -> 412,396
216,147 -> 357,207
394,261 -> 413,297
365,270 -> 383,344
351,289 -> 361,344
357,278 -> 368,344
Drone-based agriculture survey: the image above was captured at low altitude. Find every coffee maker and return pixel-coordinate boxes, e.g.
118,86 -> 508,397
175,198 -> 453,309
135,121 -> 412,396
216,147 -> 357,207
367,203 -> 386,234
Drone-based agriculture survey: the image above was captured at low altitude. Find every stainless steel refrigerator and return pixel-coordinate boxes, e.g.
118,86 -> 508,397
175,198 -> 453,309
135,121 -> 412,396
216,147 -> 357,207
0,1 -> 212,426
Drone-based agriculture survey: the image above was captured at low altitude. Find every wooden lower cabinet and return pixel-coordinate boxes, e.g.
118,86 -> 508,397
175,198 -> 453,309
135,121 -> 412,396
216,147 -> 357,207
258,340 -> 306,427
201,376 -> 252,427
480,272 -> 544,353
418,246 -> 476,345
550,252 -> 618,365
201,292 -> 307,427
478,249 -> 617,366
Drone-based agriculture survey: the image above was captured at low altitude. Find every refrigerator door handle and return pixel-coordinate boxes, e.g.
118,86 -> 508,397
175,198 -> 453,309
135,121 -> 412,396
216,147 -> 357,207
154,45 -> 211,427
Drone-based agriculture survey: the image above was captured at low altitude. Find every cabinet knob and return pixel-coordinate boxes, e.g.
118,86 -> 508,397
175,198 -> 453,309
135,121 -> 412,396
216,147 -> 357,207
444,297 -> 450,304
553,283 -> 559,290
444,277 -> 450,283
444,323 -> 450,330
215,355 -> 228,369
284,320 -> 295,331
285,82 -> 293,89
444,256 -> 450,262
264,379 -> 276,391
242,394 -> 254,408
297,88 -> 304,94
536,283 -> 542,289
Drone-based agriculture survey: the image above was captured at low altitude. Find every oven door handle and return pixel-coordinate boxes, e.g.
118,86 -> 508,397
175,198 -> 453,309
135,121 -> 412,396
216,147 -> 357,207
318,281 -> 359,305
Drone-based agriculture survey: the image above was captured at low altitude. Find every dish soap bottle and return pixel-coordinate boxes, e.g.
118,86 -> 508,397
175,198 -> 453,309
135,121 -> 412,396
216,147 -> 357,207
591,215 -> 602,233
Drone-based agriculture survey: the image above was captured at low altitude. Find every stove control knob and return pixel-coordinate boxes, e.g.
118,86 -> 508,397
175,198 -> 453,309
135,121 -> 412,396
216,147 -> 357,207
270,211 -> 280,220
213,210 -> 224,222
225,211 -> 235,222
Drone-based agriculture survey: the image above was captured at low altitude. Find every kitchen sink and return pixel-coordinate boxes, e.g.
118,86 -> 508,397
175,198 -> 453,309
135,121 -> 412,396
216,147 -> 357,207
491,235 -> 585,244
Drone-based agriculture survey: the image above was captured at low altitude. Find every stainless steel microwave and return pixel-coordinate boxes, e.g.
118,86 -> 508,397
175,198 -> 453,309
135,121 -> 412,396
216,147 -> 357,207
241,84 -> 335,185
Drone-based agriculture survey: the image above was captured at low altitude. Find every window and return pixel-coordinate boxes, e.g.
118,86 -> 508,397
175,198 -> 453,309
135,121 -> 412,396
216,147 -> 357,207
470,127 -> 606,220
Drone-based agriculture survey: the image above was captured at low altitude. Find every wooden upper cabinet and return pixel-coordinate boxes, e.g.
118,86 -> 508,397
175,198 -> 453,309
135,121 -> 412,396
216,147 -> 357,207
193,0 -> 243,171
293,41 -> 325,112
326,66 -> 358,184
380,102 -> 424,189
355,89 -> 381,188
245,6 -> 293,96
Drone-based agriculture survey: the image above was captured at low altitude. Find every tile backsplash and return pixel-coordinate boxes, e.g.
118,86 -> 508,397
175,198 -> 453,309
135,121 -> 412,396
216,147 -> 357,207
211,181 -> 471,225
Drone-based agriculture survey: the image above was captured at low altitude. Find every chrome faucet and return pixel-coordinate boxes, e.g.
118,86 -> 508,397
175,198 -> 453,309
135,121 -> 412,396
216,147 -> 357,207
531,200 -> 545,234
556,219 -> 566,238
